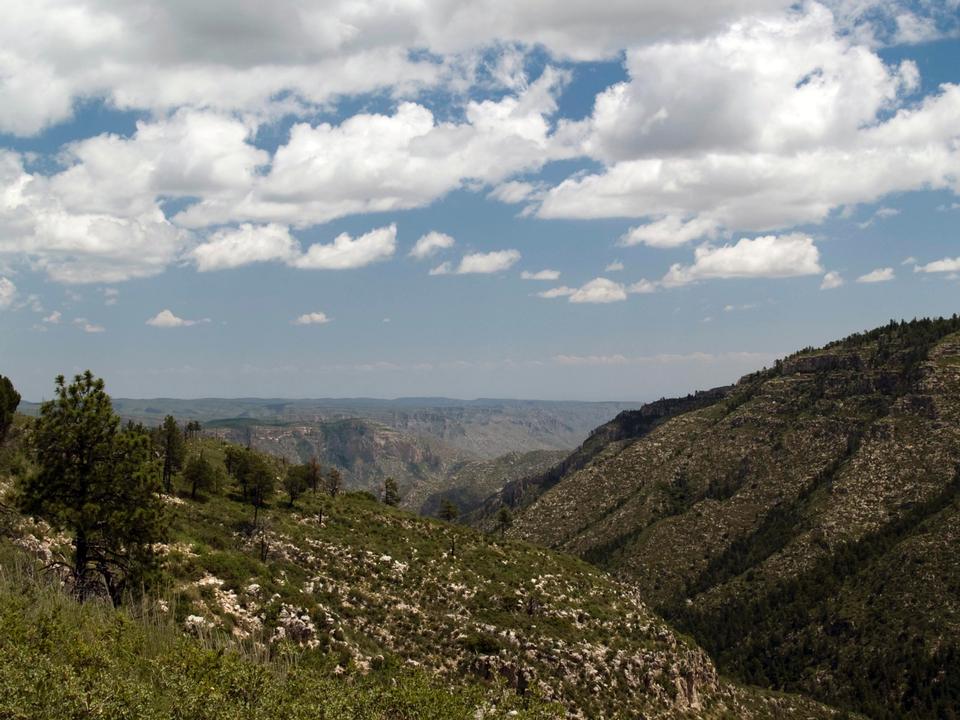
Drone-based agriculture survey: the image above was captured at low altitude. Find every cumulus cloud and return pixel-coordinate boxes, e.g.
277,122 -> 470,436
536,286 -> 575,298
537,4 -> 960,235
915,257 -> 960,274
455,249 -> 521,274
175,70 -> 571,229
662,234 -> 823,286
857,267 -> 895,283
73,317 -> 104,333
293,224 -> 397,270
0,277 -> 16,309
42,310 -> 62,323
627,279 -> 658,294
604,261 -> 624,272
410,231 -> 455,260
521,269 -> 560,280
0,0 -> 806,136
193,223 -> 299,271
429,262 -> 452,276
820,271 -> 845,289
146,309 -> 207,327
570,277 -> 627,303
619,216 -> 719,248
292,311 -> 331,326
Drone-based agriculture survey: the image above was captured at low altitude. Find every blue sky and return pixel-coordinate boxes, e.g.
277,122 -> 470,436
0,0 -> 958,401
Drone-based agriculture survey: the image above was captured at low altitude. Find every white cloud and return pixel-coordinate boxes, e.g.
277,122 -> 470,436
521,269 -> 560,280
293,224 -> 397,270
537,5 -> 960,234
536,286 -> 575,298
176,71 -> 571,229
662,234 -> 823,286
0,0 -> 802,136
455,249 -> 520,274
627,279 -> 658,294
619,215 -> 719,248
820,271 -> 844,289
292,311 -> 331,326
0,277 -> 15,309
73,317 -> 104,333
488,181 -> 544,204
915,258 -> 960,274
856,267 -> 894,283
146,309 -> 207,327
570,278 -> 627,304
429,262 -> 452,276
410,231 -> 455,260
554,353 -> 629,366
604,261 -> 624,272
193,223 -> 299,272
103,288 -> 119,306
42,310 -> 62,323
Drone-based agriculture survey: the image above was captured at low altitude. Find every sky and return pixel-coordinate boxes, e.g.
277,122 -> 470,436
0,0 -> 959,402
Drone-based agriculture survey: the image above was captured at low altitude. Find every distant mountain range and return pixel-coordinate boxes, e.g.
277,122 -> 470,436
21,397 -> 639,516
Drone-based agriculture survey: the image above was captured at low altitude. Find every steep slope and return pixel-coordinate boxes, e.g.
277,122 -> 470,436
401,449 -> 567,517
507,316 -> 960,718
0,431 -> 841,719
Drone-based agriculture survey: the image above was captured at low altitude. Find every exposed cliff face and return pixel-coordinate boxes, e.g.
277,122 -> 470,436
506,317 -> 960,718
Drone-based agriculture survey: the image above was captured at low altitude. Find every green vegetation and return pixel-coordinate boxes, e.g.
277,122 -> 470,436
0,370 -> 840,718
0,544 -> 555,720
19,372 -> 166,604
506,315 -> 960,719
0,374 -> 19,444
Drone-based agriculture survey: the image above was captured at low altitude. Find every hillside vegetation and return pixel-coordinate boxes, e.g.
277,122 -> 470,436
0,386 -> 841,719
503,316 -> 960,718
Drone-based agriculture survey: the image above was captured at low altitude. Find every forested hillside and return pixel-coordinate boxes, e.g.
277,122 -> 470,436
503,316 -> 960,718
0,372 -> 840,719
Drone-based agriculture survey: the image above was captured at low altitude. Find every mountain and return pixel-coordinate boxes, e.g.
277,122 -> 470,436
20,397 -> 640,458
497,316 -> 960,718
0,429 -> 840,719
18,397 -> 637,517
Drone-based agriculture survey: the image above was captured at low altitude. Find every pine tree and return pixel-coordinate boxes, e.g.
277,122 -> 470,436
184,452 -> 217,500
0,374 -> 20,444
325,468 -> 342,498
158,415 -> 185,494
21,371 -> 166,604
284,464 -> 310,507
497,506 -> 513,537
439,499 -> 459,522
383,476 -> 400,506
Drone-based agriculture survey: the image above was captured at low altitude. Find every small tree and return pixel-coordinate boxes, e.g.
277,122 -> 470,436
247,454 -> 276,523
383,476 -> 400,506
496,506 -> 513,537
325,468 -> 342,498
21,371 -> 166,604
225,446 -> 255,499
439,499 -> 459,522
284,464 -> 310,507
183,453 -> 217,500
0,375 -> 20,444
158,415 -> 186,494
306,456 -> 323,492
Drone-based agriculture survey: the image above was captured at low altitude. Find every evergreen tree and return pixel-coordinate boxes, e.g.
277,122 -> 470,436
439,499 -> 459,522
247,454 -> 275,523
325,467 -> 342,498
0,374 -> 20,444
496,506 -> 513,537
158,415 -> 185,494
21,371 -> 166,604
183,452 -> 217,500
284,464 -> 310,507
383,476 -> 400,506
306,456 -> 323,492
